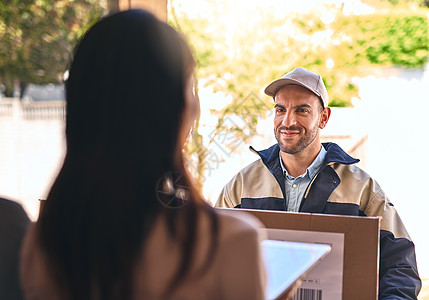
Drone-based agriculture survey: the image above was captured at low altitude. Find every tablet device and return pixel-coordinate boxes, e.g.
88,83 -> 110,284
261,240 -> 331,300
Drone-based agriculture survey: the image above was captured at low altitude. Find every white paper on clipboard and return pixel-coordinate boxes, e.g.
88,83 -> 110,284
267,229 -> 344,300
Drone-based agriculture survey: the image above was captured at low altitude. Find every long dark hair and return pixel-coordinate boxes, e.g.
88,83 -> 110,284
37,10 -> 217,300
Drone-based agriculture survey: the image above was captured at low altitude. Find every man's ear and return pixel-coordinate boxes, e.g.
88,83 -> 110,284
319,107 -> 331,129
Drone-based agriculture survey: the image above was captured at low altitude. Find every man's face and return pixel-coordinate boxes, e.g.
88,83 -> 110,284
274,85 -> 327,155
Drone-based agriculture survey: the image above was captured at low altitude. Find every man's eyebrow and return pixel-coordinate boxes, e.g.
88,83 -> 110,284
273,104 -> 313,109
295,104 -> 312,109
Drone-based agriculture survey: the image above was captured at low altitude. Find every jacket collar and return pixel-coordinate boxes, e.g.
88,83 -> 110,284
250,142 -> 360,167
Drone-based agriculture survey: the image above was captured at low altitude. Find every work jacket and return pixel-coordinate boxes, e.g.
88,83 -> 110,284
216,142 -> 421,299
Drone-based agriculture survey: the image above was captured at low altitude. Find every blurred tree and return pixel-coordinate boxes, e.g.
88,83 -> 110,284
169,1 -> 428,187
361,0 -> 429,8
172,3 -> 428,110
169,1 -> 224,190
342,15 -> 429,68
0,0 -> 106,97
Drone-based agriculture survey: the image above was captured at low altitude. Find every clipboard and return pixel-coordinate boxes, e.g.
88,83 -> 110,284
262,239 -> 331,300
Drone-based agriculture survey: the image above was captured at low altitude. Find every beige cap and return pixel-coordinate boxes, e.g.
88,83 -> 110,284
264,67 -> 329,108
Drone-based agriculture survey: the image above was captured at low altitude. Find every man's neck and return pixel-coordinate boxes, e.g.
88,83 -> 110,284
280,143 -> 322,178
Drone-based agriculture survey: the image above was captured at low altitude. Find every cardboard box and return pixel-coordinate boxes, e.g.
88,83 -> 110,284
218,208 -> 380,300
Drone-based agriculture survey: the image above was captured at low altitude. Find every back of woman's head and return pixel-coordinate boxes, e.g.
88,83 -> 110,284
60,8 -> 196,250
38,10 -> 206,300
66,9 -> 192,169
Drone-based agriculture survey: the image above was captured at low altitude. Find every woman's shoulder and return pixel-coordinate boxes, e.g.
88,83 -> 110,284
212,208 -> 266,240
20,222 -> 37,259
20,223 -> 44,281
20,222 -> 53,299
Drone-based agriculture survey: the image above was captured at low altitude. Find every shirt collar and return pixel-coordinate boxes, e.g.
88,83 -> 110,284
279,145 -> 327,180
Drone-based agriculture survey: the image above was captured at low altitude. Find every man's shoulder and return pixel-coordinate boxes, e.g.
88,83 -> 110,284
323,142 -> 360,165
249,144 -> 280,166
323,143 -> 376,187
330,162 -> 389,203
239,158 -> 266,174
225,144 -> 277,176
331,161 -> 371,181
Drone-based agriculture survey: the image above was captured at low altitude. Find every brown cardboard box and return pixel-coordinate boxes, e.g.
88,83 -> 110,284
219,208 -> 380,300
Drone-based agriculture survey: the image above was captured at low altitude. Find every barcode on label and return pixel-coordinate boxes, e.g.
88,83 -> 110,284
291,288 -> 322,300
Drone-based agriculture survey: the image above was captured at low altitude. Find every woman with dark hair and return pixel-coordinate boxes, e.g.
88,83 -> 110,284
20,9 -> 266,300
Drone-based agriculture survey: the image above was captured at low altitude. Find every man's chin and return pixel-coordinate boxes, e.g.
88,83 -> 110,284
279,144 -> 303,155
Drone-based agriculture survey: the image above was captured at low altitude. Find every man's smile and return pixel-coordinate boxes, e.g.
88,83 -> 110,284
278,127 -> 301,138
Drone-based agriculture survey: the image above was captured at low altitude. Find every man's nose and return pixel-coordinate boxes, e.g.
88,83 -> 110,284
281,112 -> 296,127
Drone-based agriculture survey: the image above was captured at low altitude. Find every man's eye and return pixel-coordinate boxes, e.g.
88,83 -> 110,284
275,108 -> 285,113
297,108 -> 308,113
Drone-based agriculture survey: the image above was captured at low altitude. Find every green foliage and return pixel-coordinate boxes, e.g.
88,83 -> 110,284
174,8 -> 428,188
361,0 -> 429,9
334,14 -> 429,68
0,0 -> 106,96
176,10 -> 428,112
169,15 -> 222,75
172,7 -> 429,171
170,2 -> 428,187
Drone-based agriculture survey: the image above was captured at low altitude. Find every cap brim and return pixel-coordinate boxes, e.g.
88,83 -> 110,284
264,78 -> 321,99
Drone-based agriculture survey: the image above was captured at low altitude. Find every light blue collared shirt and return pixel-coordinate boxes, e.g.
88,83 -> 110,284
279,146 -> 327,212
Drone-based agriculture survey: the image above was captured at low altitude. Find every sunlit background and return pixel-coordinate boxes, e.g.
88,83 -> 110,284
1,0 -> 428,297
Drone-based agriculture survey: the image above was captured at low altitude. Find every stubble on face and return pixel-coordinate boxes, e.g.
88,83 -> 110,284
273,85 -> 323,156
274,121 -> 319,155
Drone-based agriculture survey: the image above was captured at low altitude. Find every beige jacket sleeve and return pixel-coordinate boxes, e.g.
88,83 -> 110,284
215,172 -> 243,208
214,209 -> 267,300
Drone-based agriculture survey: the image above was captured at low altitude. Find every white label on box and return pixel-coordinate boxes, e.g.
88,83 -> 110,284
267,229 -> 344,300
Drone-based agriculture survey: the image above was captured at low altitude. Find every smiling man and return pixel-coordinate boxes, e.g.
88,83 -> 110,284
215,67 -> 421,299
